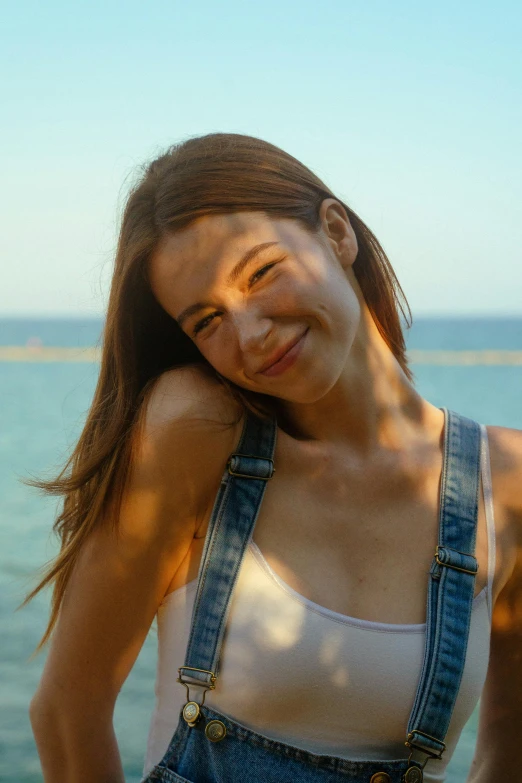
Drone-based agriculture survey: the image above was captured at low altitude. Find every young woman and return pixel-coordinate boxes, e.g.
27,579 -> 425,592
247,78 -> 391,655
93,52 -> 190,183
27,133 -> 521,783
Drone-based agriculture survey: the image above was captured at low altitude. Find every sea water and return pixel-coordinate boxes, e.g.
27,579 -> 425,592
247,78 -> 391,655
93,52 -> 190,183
1,316 -> 521,782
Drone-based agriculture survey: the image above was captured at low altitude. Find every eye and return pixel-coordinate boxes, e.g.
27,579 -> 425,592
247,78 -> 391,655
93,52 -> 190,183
192,312 -> 219,336
192,259 -> 283,337
248,261 -> 278,287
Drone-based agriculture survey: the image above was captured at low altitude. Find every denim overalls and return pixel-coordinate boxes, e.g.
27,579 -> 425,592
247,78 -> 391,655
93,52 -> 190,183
141,406 -> 481,783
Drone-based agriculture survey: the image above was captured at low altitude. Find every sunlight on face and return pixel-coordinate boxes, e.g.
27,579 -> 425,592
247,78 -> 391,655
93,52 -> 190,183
148,211 -> 360,404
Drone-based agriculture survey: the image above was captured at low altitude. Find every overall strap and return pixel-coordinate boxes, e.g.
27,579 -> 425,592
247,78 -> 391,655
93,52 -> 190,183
406,407 -> 481,767
178,410 -> 277,692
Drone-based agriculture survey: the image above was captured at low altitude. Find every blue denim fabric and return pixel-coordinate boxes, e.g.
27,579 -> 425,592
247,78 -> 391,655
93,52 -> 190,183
142,407 -> 481,783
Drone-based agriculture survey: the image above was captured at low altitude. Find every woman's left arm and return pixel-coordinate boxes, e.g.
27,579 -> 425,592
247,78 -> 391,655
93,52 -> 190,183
467,426 -> 522,783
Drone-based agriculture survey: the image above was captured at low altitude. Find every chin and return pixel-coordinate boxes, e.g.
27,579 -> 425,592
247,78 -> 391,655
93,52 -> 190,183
223,361 -> 339,406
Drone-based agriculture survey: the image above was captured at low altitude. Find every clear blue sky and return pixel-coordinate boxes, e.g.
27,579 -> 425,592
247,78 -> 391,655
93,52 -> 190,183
1,0 -> 521,316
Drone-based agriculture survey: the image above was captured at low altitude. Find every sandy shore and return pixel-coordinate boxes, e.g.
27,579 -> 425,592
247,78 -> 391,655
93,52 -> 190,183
1,347 -> 522,365
0,346 -> 101,362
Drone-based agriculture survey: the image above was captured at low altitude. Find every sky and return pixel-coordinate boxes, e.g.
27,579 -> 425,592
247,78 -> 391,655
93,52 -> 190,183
1,0 -> 521,316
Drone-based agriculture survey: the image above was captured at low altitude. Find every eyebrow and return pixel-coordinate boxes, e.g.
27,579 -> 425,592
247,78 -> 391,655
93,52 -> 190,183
175,241 -> 280,328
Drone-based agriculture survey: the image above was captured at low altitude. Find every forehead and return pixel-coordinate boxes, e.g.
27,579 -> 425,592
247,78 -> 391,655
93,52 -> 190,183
152,212 -> 302,271
148,212 -> 310,308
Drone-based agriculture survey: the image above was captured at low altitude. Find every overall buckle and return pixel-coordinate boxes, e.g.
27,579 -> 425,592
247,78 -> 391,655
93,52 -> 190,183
435,546 -> 478,575
227,453 -> 275,480
177,667 -> 217,727
405,729 -> 446,760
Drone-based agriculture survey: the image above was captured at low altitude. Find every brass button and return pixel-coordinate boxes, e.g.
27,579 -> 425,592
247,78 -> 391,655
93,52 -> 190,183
182,701 -> 200,725
403,767 -> 423,783
370,774 -> 391,783
205,719 -> 227,742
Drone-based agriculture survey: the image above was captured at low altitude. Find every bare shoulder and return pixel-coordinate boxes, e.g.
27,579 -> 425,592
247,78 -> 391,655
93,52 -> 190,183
485,423 -> 522,543
483,423 -> 522,596
137,362 -> 243,434
471,424 -> 522,767
130,363 -> 246,523
486,423 -> 522,492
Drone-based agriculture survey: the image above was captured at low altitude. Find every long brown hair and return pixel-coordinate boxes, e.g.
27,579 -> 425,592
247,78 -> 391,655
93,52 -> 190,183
19,132 -> 414,655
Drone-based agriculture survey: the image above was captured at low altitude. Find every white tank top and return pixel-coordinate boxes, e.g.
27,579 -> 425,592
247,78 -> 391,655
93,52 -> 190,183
143,424 -> 496,783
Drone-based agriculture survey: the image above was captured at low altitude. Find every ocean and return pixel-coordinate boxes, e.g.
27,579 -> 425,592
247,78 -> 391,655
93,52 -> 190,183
1,315 -> 521,783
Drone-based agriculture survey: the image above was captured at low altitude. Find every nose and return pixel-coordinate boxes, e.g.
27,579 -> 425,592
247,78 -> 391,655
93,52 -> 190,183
231,307 -> 272,355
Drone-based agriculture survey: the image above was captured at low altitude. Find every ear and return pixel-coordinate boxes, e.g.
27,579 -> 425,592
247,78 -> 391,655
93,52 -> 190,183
318,198 -> 358,268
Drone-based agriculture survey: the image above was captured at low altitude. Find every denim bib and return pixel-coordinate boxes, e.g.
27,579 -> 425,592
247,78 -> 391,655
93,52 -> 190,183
141,407 -> 481,783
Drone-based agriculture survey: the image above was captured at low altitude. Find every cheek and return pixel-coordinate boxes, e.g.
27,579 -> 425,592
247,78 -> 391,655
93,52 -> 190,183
308,277 -> 357,333
330,286 -> 360,344
197,339 -> 228,371
273,275 -> 324,317
196,325 -> 240,376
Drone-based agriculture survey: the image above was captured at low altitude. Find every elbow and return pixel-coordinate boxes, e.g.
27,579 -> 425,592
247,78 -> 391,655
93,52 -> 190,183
29,692 -> 60,736
29,694 -> 69,781
28,693 -> 123,783
30,692 -> 51,724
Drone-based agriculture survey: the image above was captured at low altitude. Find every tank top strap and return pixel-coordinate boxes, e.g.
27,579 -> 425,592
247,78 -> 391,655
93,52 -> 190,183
178,410 -> 277,691
406,407 -> 481,767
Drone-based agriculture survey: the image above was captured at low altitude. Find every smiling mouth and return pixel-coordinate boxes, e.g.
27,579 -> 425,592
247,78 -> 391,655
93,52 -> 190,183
257,328 -> 309,376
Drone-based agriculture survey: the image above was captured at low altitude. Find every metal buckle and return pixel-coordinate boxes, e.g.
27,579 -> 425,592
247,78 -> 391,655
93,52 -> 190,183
405,730 -> 446,761
227,453 -> 275,480
177,666 -> 217,688
434,546 -> 478,575
177,666 -> 217,711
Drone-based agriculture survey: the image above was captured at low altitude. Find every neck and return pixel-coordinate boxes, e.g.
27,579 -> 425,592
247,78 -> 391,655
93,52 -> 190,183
275,304 -> 438,459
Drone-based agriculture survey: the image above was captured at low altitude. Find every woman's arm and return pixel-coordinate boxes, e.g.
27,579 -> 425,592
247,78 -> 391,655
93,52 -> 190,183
29,698 -> 125,783
467,426 -> 522,783
29,366 -> 242,782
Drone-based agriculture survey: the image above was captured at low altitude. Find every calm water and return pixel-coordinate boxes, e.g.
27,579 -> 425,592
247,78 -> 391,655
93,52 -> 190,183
1,316 -> 521,782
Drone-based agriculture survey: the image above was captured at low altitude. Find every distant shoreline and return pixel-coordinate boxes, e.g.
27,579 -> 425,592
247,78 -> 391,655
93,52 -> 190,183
0,347 -> 100,362
1,347 -> 522,365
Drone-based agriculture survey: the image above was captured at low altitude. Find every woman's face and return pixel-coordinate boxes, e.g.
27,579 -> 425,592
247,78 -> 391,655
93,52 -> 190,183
148,201 -> 361,404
